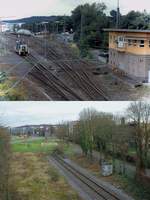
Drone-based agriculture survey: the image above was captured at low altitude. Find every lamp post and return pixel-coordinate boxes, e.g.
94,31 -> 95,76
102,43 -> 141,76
116,0 -> 120,28
63,15 -> 66,33
41,21 -> 49,58
80,11 -> 84,41
55,21 -> 59,34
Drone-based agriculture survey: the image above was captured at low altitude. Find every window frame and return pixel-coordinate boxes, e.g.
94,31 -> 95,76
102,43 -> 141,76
139,40 -> 145,48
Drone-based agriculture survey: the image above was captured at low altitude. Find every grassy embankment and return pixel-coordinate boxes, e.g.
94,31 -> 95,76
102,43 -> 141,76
0,79 -> 27,100
11,137 -> 150,200
10,136 -> 81,200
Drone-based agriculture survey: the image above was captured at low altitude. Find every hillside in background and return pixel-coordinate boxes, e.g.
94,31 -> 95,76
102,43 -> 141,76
3,16 -> 62,24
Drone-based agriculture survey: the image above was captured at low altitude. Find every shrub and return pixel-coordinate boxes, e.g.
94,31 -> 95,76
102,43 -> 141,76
52,144 -> 64,156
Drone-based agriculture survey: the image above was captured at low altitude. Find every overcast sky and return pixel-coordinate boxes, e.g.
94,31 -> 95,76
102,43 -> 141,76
0,0 -> 149,20
0,101 -> 131,127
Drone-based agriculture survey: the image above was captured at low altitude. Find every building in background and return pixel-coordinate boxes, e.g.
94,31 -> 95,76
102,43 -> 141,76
11,124 -> 55,137
105,29 -> 150,82
1,22 -> 23,32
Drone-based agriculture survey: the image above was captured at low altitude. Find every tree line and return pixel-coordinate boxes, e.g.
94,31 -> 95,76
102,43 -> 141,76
19,2 -> 150,52
56,102 -> 150,180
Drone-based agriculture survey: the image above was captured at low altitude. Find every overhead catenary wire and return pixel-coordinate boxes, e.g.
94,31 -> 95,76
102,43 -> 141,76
3,60 -> 30,75
0,63 -> 36,100
2,34 -> 110,100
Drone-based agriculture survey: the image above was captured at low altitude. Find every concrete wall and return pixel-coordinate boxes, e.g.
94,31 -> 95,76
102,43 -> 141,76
109,48 -> 150,81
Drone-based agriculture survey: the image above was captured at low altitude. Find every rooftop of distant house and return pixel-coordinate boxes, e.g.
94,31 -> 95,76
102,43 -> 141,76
104,29 -> 150,33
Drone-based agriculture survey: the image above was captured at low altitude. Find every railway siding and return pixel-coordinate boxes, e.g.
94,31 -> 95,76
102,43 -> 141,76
51,155 -> 134,200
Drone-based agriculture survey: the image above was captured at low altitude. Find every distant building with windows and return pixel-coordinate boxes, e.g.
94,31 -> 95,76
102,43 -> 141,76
104,29 -> 150,82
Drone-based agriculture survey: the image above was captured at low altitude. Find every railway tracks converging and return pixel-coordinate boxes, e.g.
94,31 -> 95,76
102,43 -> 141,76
5,34 -> 110,100
25,54 -> 84,100
30,37 -> 110,101
52,155 -> 122,200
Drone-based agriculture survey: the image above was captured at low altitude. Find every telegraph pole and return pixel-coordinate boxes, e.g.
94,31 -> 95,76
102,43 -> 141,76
63,15 -> 66,33
42,22 -> 48,58
80,11 -> 84,41
116,0 -> 120,28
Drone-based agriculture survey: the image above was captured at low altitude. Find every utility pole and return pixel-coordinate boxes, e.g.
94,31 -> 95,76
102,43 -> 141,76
41,22 -> 48,58
80,11 -> 84,41
116,0 -> 120,28
63,15 -> 66,33
44,22 -> 48,58
55,21 -> 59,34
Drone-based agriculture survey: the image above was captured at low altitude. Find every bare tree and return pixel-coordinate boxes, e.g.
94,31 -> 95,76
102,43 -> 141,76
56,122 -> 69,142
93,112 -> 114,163
78,108 -> 98,158
127,101 -> 150,176
111,116 -> 131,175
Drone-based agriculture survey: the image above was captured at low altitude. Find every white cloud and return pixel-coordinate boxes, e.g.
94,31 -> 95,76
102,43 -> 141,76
0,101 -> 130,127
0,0 -> 149,19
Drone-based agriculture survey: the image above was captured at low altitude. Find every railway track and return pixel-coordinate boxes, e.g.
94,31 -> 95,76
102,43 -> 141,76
52,155 -> 122,200
24,54 -> 84,100
6,34 -> 110,100
46,51 -> 109,100
30,37 -> 110,101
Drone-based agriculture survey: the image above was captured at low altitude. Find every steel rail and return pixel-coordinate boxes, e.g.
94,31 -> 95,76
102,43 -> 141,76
45,47 -> 107,100
25,54 -> 84,100
52,155 -> 121,200
12,35 -> 110,100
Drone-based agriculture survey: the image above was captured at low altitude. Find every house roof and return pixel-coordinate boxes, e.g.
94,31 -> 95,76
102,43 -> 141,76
104,29 -> 150,33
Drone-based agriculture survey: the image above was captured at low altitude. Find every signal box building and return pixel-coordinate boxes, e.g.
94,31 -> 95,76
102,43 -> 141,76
104,29 -> 150,82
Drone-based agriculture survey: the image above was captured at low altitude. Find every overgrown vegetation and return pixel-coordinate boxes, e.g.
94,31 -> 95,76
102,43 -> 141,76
114,175 -> 150,200
71,154 -> 150,200
1,137 -> 81,200
56,102 -> 150,182
0,79 -> 27,100
0,127 -> 11,200
9,153 -> 81,200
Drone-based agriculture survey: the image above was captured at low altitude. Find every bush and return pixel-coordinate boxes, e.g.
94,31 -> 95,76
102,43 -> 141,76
52,145 -> 64,156
50,169 -> 59,182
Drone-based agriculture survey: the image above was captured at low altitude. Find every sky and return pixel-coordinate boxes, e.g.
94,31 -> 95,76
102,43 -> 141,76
0,101 -> 131,127
0,0 -> 149,20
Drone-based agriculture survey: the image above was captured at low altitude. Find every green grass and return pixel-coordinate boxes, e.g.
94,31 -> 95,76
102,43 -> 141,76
12,137 -> 59,153
63,143 -> 76,156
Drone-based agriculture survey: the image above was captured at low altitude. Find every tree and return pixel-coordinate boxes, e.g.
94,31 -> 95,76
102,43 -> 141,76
121,10 -> 150,29
93,112 -> 114,162
111,116 -> 131,175
127,101 -> 150,177
56,122 -> 69,142
71,3 -> 109,53
78,108 -> 98,158
109,9 -> 121,28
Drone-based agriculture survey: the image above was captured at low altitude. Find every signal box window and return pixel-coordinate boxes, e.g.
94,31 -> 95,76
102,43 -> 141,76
133,40 -> 137,46
139,40 -> 144,47
128,40 -> 132,46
